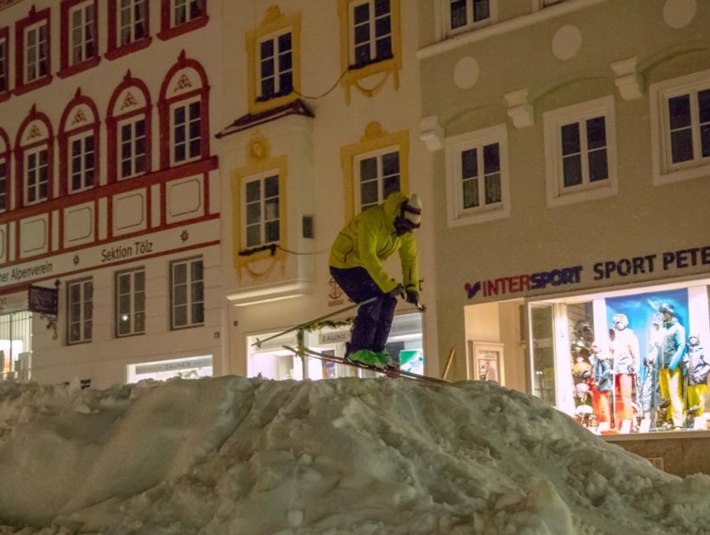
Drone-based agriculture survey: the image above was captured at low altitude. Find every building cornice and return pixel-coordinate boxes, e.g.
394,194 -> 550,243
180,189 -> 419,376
0,0 -> 24,12
416,0 -> 607,60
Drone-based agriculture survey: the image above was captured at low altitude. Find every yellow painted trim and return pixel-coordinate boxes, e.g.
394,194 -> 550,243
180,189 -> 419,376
232,133 -> 289,281
340,121 -> 410,221
246,6 -> 302,115
338,0 -> 402,104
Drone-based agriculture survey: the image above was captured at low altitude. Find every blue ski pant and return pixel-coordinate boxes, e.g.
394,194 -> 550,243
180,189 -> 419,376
329,266 -> 397,354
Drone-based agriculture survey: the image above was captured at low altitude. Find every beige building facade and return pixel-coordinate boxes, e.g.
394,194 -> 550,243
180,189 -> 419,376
418,0 -> 710,436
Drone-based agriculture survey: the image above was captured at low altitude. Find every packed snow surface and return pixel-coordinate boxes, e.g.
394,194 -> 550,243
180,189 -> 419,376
0,376 -> 709,535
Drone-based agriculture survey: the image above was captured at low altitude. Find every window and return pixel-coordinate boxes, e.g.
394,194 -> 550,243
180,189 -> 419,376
171,258 -> 204,329
67,278 -> 93,344
120,0 -> 148,45
115,268 -> 145,337
356,148 -> 400,211
69,1 -> 96,65
258,31 -> 293,101
118,117 -> 147,178
244,173 -> 280,247
25,22 -> 49,83
68,132 -> 95,192
171,98 -> 201,164
0,156 -> 7,212
350,0 -> 393,68
543,96 -> 617,207
174,0 -> 204,25
159,0 -> 208,39
445,125 -> 509,225
651,70 -> 710,185
447,0 -> 493,34
25,147 -> 49,205
0,30 -> 8,94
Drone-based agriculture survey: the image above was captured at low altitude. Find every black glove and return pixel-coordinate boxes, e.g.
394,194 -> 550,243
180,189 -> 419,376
389,284 -> 405,298
405,288 -> 419,304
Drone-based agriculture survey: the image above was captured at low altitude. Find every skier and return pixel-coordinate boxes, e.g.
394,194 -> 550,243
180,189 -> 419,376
329,191 -> 422,368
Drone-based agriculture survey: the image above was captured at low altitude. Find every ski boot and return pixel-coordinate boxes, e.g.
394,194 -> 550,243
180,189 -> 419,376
347,349 -> 383,368
374,350 -> 396,368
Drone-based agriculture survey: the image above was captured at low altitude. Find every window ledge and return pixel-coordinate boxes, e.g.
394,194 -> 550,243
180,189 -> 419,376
57,56 -> 101,79
13,75 -> 53,96
105,37 -> 152,60
157,16 -> 209,41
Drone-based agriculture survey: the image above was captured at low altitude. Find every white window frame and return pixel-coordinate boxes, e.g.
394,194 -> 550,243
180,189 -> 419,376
171,97 -> 201,165
243,171 -> 280,248
25,145 -> 49,205
115,268 -> 145,337
118,116 -> 146,179
172,0 -> 203,26
650,69 -> 710,185
0,156 -> 7,212
532,0 -> 567,10
170,257 -> 204,330
257,29 -> 293,101
445,124 -> 510,226
67,278 -> 93,344
25,21 -> 49,83
0,36 -> 7,92
68,131 -> 95,193
445,0 -> 496,36
69,0 -> 96,65
349,0 -> 393,67
354,146 -> 401,212
119,0 -> 147,45
543,95 -> 617,207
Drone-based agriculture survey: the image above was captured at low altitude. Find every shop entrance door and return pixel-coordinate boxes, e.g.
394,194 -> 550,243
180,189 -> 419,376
529,304 -> 556,404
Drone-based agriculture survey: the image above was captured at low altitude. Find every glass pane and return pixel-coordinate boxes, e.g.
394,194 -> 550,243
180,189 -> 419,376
118,274 -> 130,294
265,175 -> 279,197
588,149 -> 608,182
483,143 -> 500,174
670,129 -> 693,163
461,148 -> 478,178
278,52 -> 292,71
135,271 -> 145,291
701,124 -> 710,158
473,0 -> 490,21
135,312 -> 145,333
359,157 -> 377,181
246,180 -> 260,202
462,179 -> 478,209
262,78 -> 275,98
260,39 -> 274,59
278,32 -> 291,51
375,37 -> 391,59
586,117 -> 606,150
361,181 -> 378,206
192,303 -> 204,324
375,0 -> 390,16
354,3 -> 370,24
382,152 -> 399,175
279,73 -> 293,93
174,262 -> 187,283
265,220 -> 280,242
246,202 -> 261,225
265,198 -> 279,221
174,284 -> 187,305
261,57 -> 274,78
668,95 -> 691,129
561,123 -> 580,155
450,0 -> 467,29
562,155 -> 582,187
354,24 -> 370,46
355,44 -> 370,65
191,261 -> 203,281
246,224 -> 260,247
383,175 -> 400,198
174,305 -> 187,327
531,305 -> 556,404
699,89 -> 710,123
485,173 -> 501,204
375,16 -> 391,37
191,281 -> 204,302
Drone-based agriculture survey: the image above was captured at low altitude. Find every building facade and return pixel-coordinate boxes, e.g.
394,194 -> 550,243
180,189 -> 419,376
0,0 -> 224,388
218,1 -> 438,381
419,0 -> 710,435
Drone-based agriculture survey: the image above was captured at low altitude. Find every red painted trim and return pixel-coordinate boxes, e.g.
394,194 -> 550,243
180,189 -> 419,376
14,7 -> 52,95
58,90 -> 101,198
106,0 -> 151,60
0,127 -> 10,215
157,0 -> 208,41
14,107 -> 55,209
106,72 -> 153,185
0,26 -> 9,95
59,0 -> 100,76
0,238 -> 220,295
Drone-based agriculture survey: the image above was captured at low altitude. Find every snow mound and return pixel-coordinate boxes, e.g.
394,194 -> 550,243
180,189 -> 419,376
0,377 -> 708,535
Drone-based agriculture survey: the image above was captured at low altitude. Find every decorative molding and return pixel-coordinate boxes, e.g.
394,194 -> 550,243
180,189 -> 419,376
419,115 -> 444,152
504,89 -> 535,129
246,132 -> 271,163
610,57 -> 644,100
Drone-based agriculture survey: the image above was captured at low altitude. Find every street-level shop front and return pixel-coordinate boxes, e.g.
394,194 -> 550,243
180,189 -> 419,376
246,312 -> 425,380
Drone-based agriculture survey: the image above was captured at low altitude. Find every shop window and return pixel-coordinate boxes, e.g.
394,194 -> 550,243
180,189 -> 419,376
530,304 -> 556,405
447,0 -> 494,35
171,98 -> 201,165
445,124 -> 510,225
0,28 -> 9,96
650,69 -> 710,185
543,96 -> 618,207
244,172 -> 280,248
356,148 -> 400,212
158,0 -> 208,40
246,8 -> 301,114
115,268 -> 145,337
106,0 -> 151,59
59,0 -> 99,77
170,257 -> 204,329
67,278 -> 93,344
15,8 -> 51,94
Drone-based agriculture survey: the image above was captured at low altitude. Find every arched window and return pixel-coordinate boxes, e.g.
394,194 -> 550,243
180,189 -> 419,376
15,106 -> 54,207
0,128 -> 10,212
59,89 -> 100,195
158,51 -> 209,169
106,71 -> 152,183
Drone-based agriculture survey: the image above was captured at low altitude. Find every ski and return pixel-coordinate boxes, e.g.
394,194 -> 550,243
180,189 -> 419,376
283,346 -> 450,386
